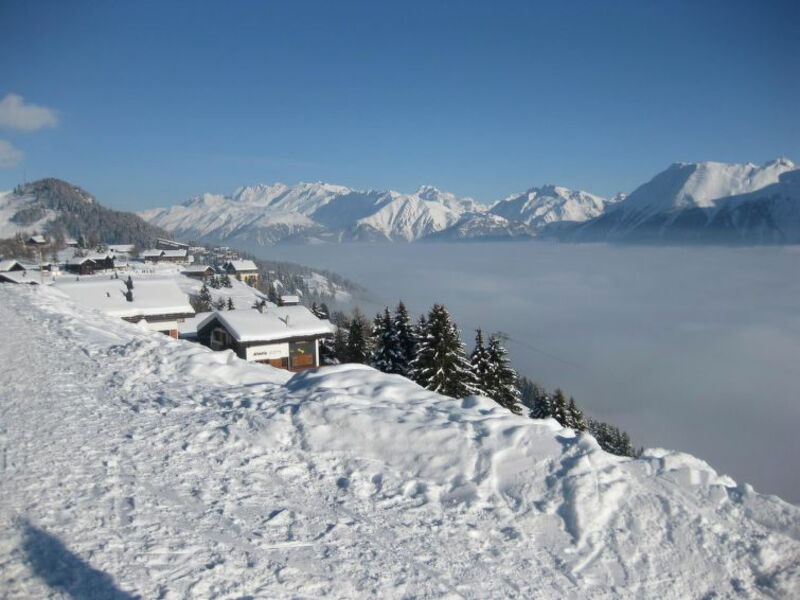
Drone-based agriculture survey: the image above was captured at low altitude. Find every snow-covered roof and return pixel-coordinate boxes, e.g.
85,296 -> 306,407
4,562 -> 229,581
198,306 -> 334,343
281,295 -> 300,305
226,259 -> 258,272
86,252 -> 114,262
55,278 -> 194,319
0,271 -> 39,284
141,249 -> 164,258
181,264 -> 215,274
0,259 -> 25,272
27,235 -> 46,244
67,256 -> 96,266
178,311 -> 213,338
162,249 -> 187,258
107,244 -> 135,253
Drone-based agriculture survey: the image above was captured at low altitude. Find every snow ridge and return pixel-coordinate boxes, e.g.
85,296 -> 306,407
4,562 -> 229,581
1,284 -> 799,598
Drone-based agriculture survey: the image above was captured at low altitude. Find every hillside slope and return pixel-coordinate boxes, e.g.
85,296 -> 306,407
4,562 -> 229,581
0,178 -> 169,246
1,285 -> 798,598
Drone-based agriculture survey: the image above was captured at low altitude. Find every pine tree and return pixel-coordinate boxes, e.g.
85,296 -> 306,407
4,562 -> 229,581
486,335 -> 523,414
551,389 -> 569,426
568,397 -> 587,431
345,308 -> 370,363
370,308 -> 403,373
191,283 -> 213,312
332,326 -> 348,363
519,376 -> 550,418
469,329 -> 492,396
213,297 -> 226,311
409,304 -> 481,398
311,302 -> 320,318
318,302 -> 330,320
226,296 -> 235,310
267,282 -> 279,305
221,273 -> 232,288
393,301 -> 416,375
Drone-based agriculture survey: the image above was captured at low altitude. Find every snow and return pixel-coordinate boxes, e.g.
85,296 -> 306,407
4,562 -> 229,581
490,185 -> 609,230
0,259 -> 24,271
1,284 -> 799,598
225,259 -> 258,272
54,277 -> 194,319
199,305 -> 335,342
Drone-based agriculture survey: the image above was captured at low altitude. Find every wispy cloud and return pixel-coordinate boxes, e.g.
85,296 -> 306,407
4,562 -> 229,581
0,93 -> 58,131
0,140 -> 23,168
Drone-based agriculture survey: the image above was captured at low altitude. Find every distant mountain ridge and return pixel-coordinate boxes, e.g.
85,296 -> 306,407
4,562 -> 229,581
142,158 -> 799,246
140,180 -> 611,245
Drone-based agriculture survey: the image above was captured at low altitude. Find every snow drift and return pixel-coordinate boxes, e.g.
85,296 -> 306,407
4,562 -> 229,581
1,285 -> 798,598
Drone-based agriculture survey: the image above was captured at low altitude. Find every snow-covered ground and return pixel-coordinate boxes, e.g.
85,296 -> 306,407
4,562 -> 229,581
1,285 -> 799,599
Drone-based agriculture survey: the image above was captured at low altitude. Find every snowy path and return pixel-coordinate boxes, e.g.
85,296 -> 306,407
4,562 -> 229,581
1,285 -> 799,598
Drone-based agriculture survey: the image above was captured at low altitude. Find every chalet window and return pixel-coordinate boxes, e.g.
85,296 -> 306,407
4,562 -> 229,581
289,340 -> 315,369
210,327 -> 230,350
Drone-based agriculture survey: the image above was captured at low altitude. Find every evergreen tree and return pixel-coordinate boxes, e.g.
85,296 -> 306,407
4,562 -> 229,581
393,301 -> 416,375
213,297 -> 226,311
486,335 -> 523,414
551,389 -> 569,426
311,302 -> 320,318
191,283 -> 213,312
568,397 -> 587,431
370,308 -> 404,373
332,326 -> 348,364
409,304 -> 480,398
519,376 -> 551,418
209,275 -> 221,289
226,296 -> 235,310
221,273 -> 232,288
267,282 -> 279,305
318,302 -> 331,320
469,328 -> 492,396
345,308 -> 370,363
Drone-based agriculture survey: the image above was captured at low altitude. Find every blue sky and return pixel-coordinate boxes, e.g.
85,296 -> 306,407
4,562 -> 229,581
0,0 -> 798,210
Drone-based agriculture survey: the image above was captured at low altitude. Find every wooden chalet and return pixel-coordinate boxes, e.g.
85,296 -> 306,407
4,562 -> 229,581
224,260 -> 259,285
65,257 -> 97,275
195,306 -> 334,371
55,278 -> 195,338
181,265 -> 216,280
142,249 -> 188,264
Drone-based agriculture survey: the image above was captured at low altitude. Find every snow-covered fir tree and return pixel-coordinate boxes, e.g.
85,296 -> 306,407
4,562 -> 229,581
331,326 -> 347,364
469,328 -> 492,396
393,301 -> 416,375
486,335 -> 523,415
345,308 -> 370,363
551,389 -> 569,426
191,283 -> 213,312
370,308 -> 405,374
568,396 -> 587,431
226,296 -> 235,310
409,304 -> 480,398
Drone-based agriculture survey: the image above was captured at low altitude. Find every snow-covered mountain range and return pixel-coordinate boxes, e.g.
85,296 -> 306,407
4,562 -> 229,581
140,181 -> 610,245
564,158 -> 800,243
140,157 -> 799,245
2,284 -> 799,598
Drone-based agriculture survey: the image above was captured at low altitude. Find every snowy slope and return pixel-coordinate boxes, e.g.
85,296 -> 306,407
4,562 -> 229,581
569,158 -> 798,242
0,188 -> 60,238
2,285 -> 799,598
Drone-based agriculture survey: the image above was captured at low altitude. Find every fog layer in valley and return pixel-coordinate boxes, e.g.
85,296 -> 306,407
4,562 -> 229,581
259,242 -> 800,503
